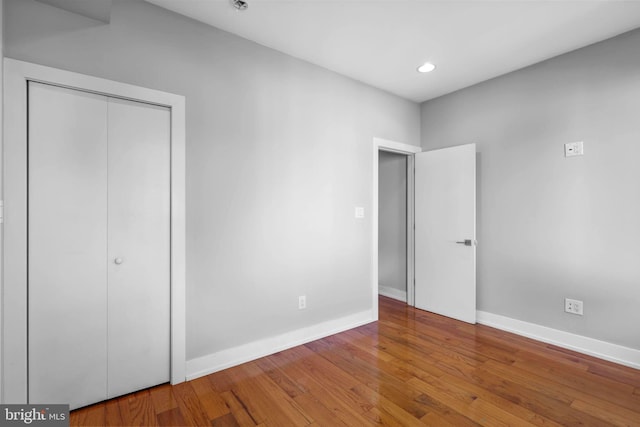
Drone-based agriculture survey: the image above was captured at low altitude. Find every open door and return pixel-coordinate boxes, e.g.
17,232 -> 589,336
414,144 -> 476,323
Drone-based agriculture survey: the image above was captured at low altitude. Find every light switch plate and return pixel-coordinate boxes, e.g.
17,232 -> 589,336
565,141 -> 584,157
355,207 -> 365,219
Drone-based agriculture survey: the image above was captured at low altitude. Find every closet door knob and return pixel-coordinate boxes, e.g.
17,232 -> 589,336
114,257 -> 123,265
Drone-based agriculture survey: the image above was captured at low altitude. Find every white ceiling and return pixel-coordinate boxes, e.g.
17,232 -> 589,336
146,0 -> 640,103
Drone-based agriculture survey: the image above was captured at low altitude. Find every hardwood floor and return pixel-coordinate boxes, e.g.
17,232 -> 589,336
71,296 -> 640,426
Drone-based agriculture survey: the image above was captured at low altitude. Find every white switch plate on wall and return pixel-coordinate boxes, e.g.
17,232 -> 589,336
354,207 -> 365,218
564,141 -> 584,157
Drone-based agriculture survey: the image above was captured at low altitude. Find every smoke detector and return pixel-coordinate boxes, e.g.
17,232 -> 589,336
232,0 -> 248,11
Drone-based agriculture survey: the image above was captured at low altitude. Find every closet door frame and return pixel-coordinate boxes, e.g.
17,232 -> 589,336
1,58 -> 186,404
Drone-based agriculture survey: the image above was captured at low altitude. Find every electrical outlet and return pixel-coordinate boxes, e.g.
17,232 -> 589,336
565,298 -> 583,315
564,141 -> 584,157
298,295 -> 306,310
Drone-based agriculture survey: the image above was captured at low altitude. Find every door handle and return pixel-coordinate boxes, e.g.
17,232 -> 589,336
456,239 -> 475,246
114,257 -> 123,265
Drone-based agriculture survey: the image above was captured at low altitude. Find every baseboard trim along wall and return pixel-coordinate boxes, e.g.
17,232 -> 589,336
378,286 -> 407,303
477,311 -> 640,370
186,310 -> 376,380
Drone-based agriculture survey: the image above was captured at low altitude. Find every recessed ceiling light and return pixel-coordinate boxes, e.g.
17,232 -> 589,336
417,62 -> 436,73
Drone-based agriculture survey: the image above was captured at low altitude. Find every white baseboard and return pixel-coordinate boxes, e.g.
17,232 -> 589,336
378,286 -> 407,302
477,311 -> 640,370
186,310 -> 376,381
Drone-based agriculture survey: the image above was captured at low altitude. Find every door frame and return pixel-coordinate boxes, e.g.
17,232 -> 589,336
1,58 -> 186,403
372,137 -> 421,316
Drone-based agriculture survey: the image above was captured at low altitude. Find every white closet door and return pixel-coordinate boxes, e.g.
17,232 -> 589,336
28,83 -> 109,409
28,84 -> 171,409
106,98 -> 171,398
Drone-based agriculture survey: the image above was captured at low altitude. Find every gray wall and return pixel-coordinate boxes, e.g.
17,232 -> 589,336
4,0 -> 420,361
421,28 -> 640,350
378,151 -> 407,295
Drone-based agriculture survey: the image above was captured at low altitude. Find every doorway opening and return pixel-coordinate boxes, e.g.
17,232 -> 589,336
378,151 -> 408,302
372,138 -> 421,317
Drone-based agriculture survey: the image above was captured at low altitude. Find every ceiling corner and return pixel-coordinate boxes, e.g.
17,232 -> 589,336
34,0 -> 112,24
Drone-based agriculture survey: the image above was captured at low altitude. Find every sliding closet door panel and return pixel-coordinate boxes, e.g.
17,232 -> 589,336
107,98 -> 171,398
28,83 -> 108,409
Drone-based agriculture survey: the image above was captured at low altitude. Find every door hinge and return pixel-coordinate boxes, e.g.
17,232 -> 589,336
0,200 -> 4,224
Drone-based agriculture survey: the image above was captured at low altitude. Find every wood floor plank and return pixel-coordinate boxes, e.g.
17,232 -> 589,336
473,362 -> 613,426
156,408 -> 187,427
69,296 -> 640,426
189,375 -> 231,420
104,399 -> 124,426
149,383 -> 178,415
70,402 -> 105,426
358,326 -> 447,378
266,352 -> 376,422
413,373 -> 551,427
171,381 -> 213,426
211,412 -> 241,427
303,382 -> 373,426
439,372 -> 564,427
361,407 -> 404,427
124,390 -> 158,426
322,333 -> 414,381
220,390 -> 258,426
407,376 -> 505,427
476,326 -> 592,371
115,395 -> 133,426
468,397 -> 538,427
339,328 -> 395,363
571,398 -> 640,427
504,358 -> 640,412
398,349 -> 564,427
208,366 -> 253,394
513,354 -> 635,395
420,410 -> 474,427
305,338 -> 431,419
223,361 -> 312,426
253,357 -> 307,398
268,346 -> 374,414
587,360 -> 640,389
291,393 -> 350,427
352,383 -> 435,427
413,391 -> 482,427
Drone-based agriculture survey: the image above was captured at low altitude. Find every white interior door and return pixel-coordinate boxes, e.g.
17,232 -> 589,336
107,98 -> 170,398
28,83 -> 109,409
28,83 -> 170,409
414,143 -> 476,323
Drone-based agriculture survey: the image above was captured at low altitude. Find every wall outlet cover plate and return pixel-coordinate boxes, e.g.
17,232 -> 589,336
565,141 -> 584,157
